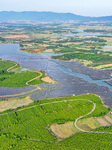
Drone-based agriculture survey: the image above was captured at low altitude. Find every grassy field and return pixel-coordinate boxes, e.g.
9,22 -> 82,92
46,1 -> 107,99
0,60 -> 17,73
0,94 -> 112,150
0,60 -> 45,87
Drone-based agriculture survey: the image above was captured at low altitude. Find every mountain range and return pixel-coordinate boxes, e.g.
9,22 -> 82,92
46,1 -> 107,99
0,11 -> 112,22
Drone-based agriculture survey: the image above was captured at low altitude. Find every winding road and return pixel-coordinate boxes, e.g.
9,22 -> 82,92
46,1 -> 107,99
0,98 -> 112,135
7,62 -> 18,72
0,64 -> 42,98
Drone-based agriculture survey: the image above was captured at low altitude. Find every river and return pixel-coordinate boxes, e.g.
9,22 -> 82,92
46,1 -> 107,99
64,28 -> 112,37
0,44 -> 112,108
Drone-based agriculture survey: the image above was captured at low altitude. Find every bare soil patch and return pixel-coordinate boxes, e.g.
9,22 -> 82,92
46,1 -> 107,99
97,118 -> 110,126
2,35 -> 29,39
104,116 -> 112,124
44,49 -> 53,53
42,76 -> 58,83
33,48 -> 44,52
84,118 -> 98,129
0,96 -> 33,112
50,121 -> 79,138
26,44 -> 33,47
101,37 -> 112,41
80,124 -> 91,131
38,44 -> 50,47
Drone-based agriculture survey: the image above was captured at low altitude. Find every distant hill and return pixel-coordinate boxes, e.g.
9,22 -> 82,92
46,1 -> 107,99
0,11 -> 112,22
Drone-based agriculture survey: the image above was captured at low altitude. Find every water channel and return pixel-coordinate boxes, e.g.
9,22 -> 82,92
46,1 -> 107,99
64,28 -> 112,37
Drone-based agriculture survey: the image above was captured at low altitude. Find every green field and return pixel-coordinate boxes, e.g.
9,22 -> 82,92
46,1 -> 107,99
0,60 -> 17,73
0,94 -> 112,150
0,60 -> 45,87
52,52 -> 112,67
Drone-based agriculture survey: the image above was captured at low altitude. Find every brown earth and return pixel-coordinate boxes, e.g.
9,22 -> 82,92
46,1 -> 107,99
0,96 -> 33,112
41,76 -> 58,83
44,49 -> 53,53
26,44 -> 33,47
104,116 -> 112,124
2,35 -> 29,39
101,37 -> 112,41
96,118 -> 110,126
33,48 -> 44,52
95,64 -> 112,69
77,115 -> 112,132
38,44 -> 50,47
50,121 -> 79,138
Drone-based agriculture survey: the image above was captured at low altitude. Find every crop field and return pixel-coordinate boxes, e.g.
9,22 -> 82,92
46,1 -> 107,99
0,94 -> 112,149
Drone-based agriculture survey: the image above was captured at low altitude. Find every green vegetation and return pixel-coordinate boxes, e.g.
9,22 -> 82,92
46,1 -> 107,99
0,94 -> 112,149
0,20 -> 112,150
52,52 -> 112,67
0,71 -> 40,87
1,22 -> 112,69
84,29 -> 108,33
28,71 -> 45,85
0,60 -> 16,74
54,47 -> 95,54
0,37 -> 6,42
94,126 -> 112,132
0,60 -> 45,87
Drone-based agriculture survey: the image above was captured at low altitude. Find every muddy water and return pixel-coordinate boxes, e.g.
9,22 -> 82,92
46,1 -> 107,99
0,44 -> 112,108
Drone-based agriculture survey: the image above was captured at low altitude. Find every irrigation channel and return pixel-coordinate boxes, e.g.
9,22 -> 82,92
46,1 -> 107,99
0,44 -> 112,108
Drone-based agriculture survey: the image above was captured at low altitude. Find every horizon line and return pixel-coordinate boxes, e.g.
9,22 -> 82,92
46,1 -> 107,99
0,11 -> 111,18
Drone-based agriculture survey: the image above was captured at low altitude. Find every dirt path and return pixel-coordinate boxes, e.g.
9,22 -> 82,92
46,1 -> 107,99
26,71 -> 42,86
0,66 -> 42,98
0,98 -> 112,135
7,62 -> 18,72
74,100 -> 112,134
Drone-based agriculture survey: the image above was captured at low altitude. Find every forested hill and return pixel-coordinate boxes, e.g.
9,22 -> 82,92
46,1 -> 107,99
0,11 -> 112,22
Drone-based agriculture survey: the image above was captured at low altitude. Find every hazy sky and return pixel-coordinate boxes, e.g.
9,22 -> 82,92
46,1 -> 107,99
0,0 -> 112,17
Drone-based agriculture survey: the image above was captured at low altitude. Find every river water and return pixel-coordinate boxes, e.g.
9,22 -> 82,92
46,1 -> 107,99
64,28 -> 112,37
0,44 -> 112,108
